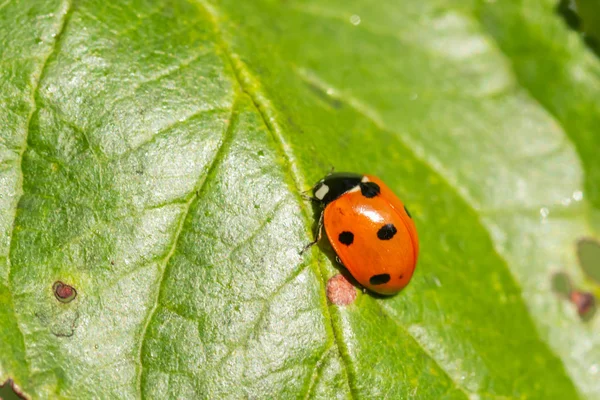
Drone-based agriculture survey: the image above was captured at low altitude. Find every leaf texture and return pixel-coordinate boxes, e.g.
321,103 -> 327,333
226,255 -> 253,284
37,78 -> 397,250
1,0 -> 599,399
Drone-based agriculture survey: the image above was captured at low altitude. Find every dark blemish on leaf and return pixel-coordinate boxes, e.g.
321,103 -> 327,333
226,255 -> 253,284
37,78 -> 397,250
53,281 -> 77,303
551,271 -> 596,321
360,182 -> 380,198
287,115 -> 305,134
0,379 -> 28,400
303,78 -> 343,109
52,311 -> 80,338
338,231 -> 354,246
570,291 -> 596,317
551,272 -> 572,297
556,0 -> 581,30
576,238 -> 600,284
377,224 -> 397,240
257,150 -> 265,157
327,274 -> 356,305
110,260 -> 115,266
556,0 -> 600,56
370,274 -> 391,285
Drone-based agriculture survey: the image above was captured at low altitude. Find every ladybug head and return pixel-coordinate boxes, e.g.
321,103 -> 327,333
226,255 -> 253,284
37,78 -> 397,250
313,172 -> 375,205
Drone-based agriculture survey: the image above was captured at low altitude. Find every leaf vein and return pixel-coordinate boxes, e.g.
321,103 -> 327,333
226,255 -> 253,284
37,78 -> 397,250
89,50 -> 210,132
195,2 -> 357,398
0,0 -> 11,12
303,346 -> 333,400
379,302 -> 511,400
212,261 -> 310,368
5,0 -> 74,390
135,94 -> 239,400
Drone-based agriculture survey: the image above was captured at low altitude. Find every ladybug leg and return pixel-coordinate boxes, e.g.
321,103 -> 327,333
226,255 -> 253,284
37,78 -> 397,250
335,255 -> 345,267
300,211 -> 324,255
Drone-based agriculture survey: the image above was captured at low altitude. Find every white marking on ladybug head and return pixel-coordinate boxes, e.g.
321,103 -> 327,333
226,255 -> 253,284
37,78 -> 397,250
315,184 -> 330,200
361,176 -> 370,182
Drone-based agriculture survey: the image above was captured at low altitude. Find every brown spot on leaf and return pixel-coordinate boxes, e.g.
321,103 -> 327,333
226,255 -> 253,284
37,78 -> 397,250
570,290 -> 596,317
326,274 -> 356,305
552,272 -> 596,321
53,281 -> 77,303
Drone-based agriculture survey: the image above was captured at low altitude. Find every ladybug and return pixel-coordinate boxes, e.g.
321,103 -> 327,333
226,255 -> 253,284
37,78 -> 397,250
305,172 -> 419,295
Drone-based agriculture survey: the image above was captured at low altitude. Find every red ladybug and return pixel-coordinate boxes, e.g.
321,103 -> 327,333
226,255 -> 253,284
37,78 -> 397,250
305,173 -> 419,295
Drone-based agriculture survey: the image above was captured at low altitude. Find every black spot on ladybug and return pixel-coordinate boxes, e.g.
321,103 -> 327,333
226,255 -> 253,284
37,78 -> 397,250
370,274 -> 391,285
399,274 -> 404,280
377,224 -> 397,240
404,205 -> 412,218
339,231 -> 354,245
360,182 -> 380,198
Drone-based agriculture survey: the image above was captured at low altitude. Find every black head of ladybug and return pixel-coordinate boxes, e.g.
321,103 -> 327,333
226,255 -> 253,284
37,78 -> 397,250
312,172 -> 380,206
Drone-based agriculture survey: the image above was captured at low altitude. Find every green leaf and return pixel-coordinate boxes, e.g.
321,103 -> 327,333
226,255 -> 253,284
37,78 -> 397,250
1,0 -> 599,398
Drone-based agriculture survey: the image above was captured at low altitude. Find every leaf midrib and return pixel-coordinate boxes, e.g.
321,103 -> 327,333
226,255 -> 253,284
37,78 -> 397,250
193,1 -> 490,398
193,2 -> 357,398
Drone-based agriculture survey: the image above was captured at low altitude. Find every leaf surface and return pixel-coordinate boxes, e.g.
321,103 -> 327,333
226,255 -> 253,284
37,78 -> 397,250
1,0 -> 599,399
